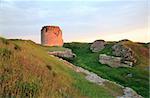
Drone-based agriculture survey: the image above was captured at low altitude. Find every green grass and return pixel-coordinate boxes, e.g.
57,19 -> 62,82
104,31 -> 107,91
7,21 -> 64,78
64,42 -> 149,98
68,69 -> 115,98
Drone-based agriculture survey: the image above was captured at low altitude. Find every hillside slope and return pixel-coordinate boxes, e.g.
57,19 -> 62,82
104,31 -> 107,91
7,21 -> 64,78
64,41 -> 149,98
0,37 -> 127,98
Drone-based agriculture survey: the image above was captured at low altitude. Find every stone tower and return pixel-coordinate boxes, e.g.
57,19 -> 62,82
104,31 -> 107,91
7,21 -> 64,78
41,26 -> 63,46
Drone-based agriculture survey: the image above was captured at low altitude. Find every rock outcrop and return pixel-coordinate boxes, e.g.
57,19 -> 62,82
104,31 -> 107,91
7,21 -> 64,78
99,54 -> 131,68
41,26 -> 63,46
90,40 -> 106,52
112,43 -> 136,66
48,49 -> 76,60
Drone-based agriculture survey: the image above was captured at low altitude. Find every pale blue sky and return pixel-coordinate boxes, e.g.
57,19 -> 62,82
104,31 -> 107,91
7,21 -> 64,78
0,0 -> 149,43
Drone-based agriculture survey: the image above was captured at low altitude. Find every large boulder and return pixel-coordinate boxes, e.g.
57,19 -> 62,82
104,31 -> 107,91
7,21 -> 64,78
48,49 -> 76,60
99,54 -> 131,68
90,40 -> 106,52
112,43 -> 136,66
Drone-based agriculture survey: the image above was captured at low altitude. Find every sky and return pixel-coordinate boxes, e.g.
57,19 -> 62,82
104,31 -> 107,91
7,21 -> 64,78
0,0 -> 149,43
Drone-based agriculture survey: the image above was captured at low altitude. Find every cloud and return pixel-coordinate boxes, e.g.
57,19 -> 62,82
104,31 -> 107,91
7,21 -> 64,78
1,0 -> 147,1
0,0 -> 148,43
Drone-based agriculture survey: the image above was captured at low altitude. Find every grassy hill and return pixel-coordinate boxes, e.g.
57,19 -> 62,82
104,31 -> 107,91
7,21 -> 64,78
64,41 -> 149,98
0,37 -> 126,98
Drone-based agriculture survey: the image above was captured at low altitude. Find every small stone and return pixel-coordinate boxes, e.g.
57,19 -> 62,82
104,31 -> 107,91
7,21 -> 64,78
127,73 -> 133,78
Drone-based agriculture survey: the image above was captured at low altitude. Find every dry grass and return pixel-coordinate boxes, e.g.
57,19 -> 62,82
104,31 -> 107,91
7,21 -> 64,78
0,38 -> 81,98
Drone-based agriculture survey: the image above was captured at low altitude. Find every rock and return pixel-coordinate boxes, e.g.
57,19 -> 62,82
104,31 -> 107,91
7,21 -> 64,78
117,87 -> 143,98
41,26 -> 63,46
99,54 -> 130,68
76,67 -> 105,85
127,73 -> 133,78
118,39 -> 132,43
112,43 -> 136,66
124,61 -> 133,66
48,49 -> 76,60
90,40 -> 106,52
85,72 -> 105,85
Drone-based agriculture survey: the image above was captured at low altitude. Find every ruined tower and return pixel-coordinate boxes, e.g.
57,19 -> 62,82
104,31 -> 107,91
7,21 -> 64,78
41,26 -> 63,46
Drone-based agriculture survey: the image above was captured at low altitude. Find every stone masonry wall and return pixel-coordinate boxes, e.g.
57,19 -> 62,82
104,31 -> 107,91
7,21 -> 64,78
41,26 -> 63,46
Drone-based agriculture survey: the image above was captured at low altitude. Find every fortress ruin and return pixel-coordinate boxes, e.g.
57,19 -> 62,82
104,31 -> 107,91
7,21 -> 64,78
41,26 -> 63,46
